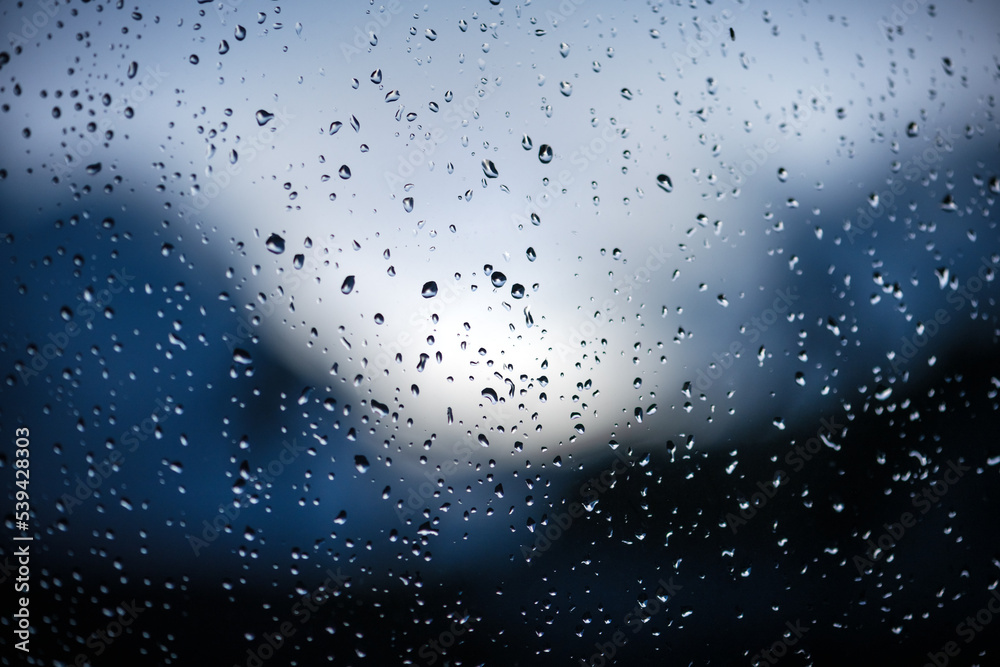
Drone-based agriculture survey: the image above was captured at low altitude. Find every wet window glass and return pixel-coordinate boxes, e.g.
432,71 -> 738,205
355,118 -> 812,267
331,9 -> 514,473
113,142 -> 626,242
2,0 -> 999,664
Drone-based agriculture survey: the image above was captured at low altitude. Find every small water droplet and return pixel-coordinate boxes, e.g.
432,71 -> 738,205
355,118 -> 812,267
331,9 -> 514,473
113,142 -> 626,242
341,275 -> 355,294
482,159 -> 499,178
559,42 -> 570,57
538,144 -> 553,164
370,68 -> 382,84
656,174 -> 673,192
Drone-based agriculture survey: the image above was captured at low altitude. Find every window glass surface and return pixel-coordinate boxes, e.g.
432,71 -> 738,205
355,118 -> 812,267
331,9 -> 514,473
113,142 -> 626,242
1,1 -> 999,665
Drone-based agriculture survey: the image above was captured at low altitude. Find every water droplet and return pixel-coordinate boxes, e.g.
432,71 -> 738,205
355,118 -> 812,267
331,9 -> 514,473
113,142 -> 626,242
559,81 -> 573,97
370,68 -> 382,84
425,28 -> 438,41
482,159 -> 499,178
255,109 -> 274,126
491,272 -> 507,288
403,197 -> 414,212
538,144 -> 553,164
559,42 -> 570,57
421,281 -> 438,298
511,283 -> 525,299
481,387 -> 498,404
354,455 -> 370,473
621,87 -> 633,100
265,233 -> 285,254
234,25 -> 246,40
219,40 -> 230,55
329,121 -> 342,135
339,165 -> 351,179
777,167 -> 788,182
341,275 -> 355,294
526,247 -> 536,261
522,134 -> 532,150
233,349 -> 253,365
906,122 -> 919,137
656,174 -> 673,192
385,89 -> 400,103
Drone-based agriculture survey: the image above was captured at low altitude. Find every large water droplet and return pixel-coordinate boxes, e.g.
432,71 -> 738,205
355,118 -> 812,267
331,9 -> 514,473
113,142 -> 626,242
339,165 -> 352,179
490,272 -> 507,288
656,174 -> 673,192
233,349 -> 253,364
538,144 -> 553,164
265,233 -> 285,254
341,275 -> 355,294
255,109 -> 274,126
421,281 -> 438,298
482,159 -> 499,178
559,42 -> 570,57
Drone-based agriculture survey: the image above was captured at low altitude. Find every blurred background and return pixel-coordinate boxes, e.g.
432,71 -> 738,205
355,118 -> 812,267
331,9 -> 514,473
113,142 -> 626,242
1,0 -> 999,664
